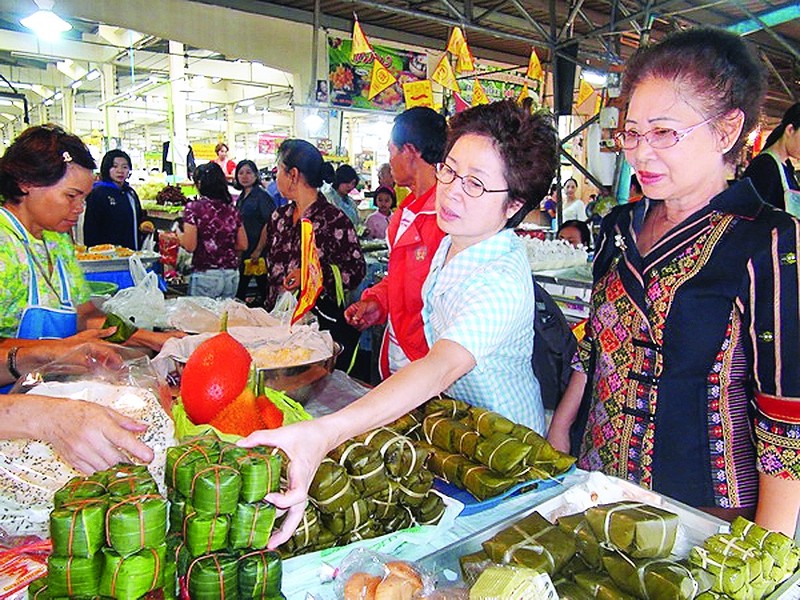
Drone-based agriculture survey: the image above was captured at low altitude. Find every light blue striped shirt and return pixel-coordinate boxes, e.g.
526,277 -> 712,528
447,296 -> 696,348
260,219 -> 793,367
421,228 -> 545,433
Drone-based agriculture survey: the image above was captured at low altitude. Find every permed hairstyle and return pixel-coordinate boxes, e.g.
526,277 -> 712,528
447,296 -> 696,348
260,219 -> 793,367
0,124 -> 96,204
193,162 -> 232,203
278,139 -> 324,188
214,142 -> 229,154
100,149 -> 132,183
445,98 -> 558,229
391,106 -> 447,165
233,159 -> 262,190
763,102 -> 800,150
621,27 -> 767,165
334,164 -> 359,188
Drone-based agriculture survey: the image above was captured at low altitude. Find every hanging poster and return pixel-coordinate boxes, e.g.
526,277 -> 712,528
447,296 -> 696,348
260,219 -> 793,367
257,134 -> 285,155
328,37 -> 428,112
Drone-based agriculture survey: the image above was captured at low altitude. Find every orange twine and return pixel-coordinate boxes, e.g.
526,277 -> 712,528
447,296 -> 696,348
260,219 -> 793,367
186,553 -> 225,599
171,444 -> 211,489
105,494 -> 162,549
191,464 -> 238,514
241,550 -> 270,598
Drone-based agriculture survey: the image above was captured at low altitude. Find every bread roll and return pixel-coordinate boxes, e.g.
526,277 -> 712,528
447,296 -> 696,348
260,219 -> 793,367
344,572 -> 381,600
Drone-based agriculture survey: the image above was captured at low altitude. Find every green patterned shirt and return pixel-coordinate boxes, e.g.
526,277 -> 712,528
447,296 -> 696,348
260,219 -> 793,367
0,217 -> 89,338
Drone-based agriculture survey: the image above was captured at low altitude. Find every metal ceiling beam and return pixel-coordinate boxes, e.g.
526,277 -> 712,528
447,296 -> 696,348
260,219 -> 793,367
761,52 -> 797,102
732,3 -> 800,62
557,0 -> 586,43
507,0 -> 551,41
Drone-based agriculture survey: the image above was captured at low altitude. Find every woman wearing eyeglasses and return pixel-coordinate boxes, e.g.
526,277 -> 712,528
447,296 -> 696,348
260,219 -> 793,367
238,100 -> 557,547
548,28 -> 800,535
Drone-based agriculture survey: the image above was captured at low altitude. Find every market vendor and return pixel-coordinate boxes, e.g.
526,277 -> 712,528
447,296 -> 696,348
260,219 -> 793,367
547,28 -> 800,536
241,99 -> 557,546
262,139 -> 366,369
0,125 -> 178,359
0,343 -> 153,474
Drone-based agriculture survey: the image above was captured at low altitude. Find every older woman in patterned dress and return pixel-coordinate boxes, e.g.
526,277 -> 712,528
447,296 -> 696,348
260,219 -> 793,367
548,27 -> 800,536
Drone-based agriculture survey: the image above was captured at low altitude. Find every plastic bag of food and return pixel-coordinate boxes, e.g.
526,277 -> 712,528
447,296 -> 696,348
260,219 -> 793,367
102,269 -> 167,330
0,345 -> 175,537
336,548 -> 434,600
165,297 -> 279,334
271,290 -> 298,324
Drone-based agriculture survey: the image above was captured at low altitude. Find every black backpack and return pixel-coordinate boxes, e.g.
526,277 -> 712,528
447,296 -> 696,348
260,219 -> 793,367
532,280 -> 578,411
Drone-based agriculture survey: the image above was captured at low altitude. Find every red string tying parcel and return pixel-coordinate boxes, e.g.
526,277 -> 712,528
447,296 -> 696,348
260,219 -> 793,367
191,464 -> 238,515
105,494 -> 162,550
60,497 -> 106,556
181,510 -> 220,554
187,553 -> 226,599
240,549 -> 271,598
171,444 -> 213,489
109,546 -> 162,598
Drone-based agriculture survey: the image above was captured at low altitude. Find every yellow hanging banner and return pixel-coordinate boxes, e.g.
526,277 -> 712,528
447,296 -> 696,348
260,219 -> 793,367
351,20 -> 373,58
456,42 -> 475,74
517,83 -> 530,104
446,27 -> 466,55
431,54 -> 460,93
472,79 -> 489,106
576,79 -> 594,108
526,47 -> 543,80
368,58 -> 398,100
403,80 -> 434,108
291,218 -> 324,326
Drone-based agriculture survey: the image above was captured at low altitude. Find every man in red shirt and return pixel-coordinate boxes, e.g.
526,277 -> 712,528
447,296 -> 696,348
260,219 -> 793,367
345,107 -> 447,378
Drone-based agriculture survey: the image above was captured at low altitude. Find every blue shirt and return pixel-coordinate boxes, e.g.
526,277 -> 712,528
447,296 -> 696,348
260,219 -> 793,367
421,228 -> 545,433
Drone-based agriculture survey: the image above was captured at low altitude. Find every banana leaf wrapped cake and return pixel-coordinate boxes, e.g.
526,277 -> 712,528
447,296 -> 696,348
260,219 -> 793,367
423,396 -> 471,419
308,459 -> 360,514
50,498 -> 107,558
461,464 -> 517,500
99,545 -> 166,600
329,441 -> 389,498
166,444 -> 213,498
396,469 -> 433,507
412,492 -> 445,525
46,554 -> 104,598
470,407 -> 515,437
602,552 -> 707,600
230,502 -> 276,550
360,427 -> 429,479
53,476 -> 107,508
585,501 -> 678,558
482,511 -> 576,575
183,511 -> 231,557
106,495 -> 167,556
190,463 -> 242,516
689,547 -> 751,599
320,497 -> 372,537
187,553 -> 239,600
238,550 -> 282,600
573,571 -> 637,600
556,513 -> 601,568
474,433 -> 533,477
281,505 -> 320,555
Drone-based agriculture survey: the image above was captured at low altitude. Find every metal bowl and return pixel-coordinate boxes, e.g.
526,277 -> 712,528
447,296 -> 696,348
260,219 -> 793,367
255,343 -> 341,403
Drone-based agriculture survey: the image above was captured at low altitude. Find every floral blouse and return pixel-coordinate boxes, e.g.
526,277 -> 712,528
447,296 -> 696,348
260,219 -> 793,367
183,196 -> 242,271
263,193 -> 366,310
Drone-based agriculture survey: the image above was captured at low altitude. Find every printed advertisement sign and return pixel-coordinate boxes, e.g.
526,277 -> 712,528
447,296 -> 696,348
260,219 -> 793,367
328,37 -> 428,112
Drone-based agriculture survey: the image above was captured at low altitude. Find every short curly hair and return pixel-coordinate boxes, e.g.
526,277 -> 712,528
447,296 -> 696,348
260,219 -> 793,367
445,98 -> 558,228
622,27 -> 766,165
0,124 -> 96,204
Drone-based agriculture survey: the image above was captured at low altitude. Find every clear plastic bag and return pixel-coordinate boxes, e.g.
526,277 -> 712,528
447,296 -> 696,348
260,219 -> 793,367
271,290 -> 298,324
0,345 -> 175,537
102,262 -> 167,330
335,548 -> 435,600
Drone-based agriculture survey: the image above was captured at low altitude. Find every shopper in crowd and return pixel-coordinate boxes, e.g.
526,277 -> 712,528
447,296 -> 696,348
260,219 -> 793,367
363,185 -> 395,240
262,139 -> 365,368
323,163 -> 361,226
560,177 -> 586,221
345,107 -> 447,379
0,125 -> 175,354
377,162 -> 394,189
242,99 -> 557,546
628,173 -> 644,203
83,149 -> 150,250
742,102 -> 799,213
557,219 -> 591,249
547,28 -> 800,535
266,166 -> 288,208
212,142 -> 236,181
179,162 -> 247,299
233,159 -> 275,305
0,342 -> 153,473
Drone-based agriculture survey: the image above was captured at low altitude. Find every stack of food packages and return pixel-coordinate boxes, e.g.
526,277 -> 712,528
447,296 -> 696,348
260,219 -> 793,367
165,435 -> 284,599
281,418 -> 447,557
459,501 -> 800,600
415,397 -> 576,500
30,464 -> 169,600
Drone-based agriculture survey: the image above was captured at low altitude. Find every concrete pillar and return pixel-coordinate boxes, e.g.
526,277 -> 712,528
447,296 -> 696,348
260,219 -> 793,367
62,87 -> 75,132
101,63 -> 119,150
225,105 -> 235,154
168,40 -> 188,181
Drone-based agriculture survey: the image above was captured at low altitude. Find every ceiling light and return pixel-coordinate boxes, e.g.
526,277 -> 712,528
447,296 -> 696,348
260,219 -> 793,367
53,91 -> 63,100
234,107 -> 243,114
20,3 -> 72,41
206,107 -> 217,114
304,112 -> 324,133
71,80 -> 82,89
86,70 -> 101,81
211,77 -> 222,84
247,105 -> 257,115
581,69 -> 608,87
239,99 -> 255,107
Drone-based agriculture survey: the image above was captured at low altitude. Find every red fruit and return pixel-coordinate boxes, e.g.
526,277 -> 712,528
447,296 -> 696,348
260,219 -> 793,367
180,332 -> 252,424
256,395 -> 284,429
209,388 -> 264,436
